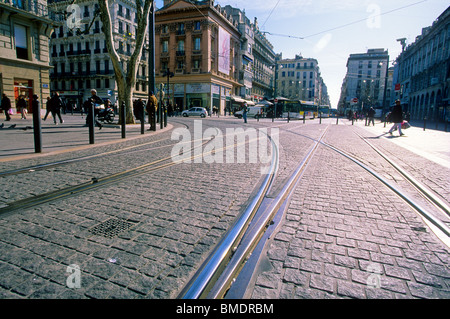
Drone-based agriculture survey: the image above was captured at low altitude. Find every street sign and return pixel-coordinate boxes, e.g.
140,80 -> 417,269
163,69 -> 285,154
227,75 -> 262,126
274,99 -> 278,103
395,83 -> 401,91
352,98 -> 358,103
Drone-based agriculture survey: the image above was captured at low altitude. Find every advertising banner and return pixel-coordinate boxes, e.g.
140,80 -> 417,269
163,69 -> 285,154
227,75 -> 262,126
218,27 -> 230,75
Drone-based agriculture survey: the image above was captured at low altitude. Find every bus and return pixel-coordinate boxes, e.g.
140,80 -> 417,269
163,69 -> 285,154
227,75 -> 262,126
318,105 -> 330,118
277,99 -> 318,119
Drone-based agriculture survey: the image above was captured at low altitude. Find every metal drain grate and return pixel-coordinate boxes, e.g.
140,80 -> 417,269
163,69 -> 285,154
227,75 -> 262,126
89,218 -> 136,238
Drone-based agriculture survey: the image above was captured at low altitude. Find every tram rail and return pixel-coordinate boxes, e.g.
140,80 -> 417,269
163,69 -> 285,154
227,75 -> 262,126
179,120 -> 449,299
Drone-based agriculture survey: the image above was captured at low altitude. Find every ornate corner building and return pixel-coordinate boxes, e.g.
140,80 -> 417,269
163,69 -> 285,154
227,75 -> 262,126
0,0 -> 53,113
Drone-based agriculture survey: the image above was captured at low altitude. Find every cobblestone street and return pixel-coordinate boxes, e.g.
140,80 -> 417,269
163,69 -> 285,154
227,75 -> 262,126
0,115 -> 449,301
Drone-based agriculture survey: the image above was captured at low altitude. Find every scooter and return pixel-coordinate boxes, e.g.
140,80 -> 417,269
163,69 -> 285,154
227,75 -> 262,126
95,103 -> 115,124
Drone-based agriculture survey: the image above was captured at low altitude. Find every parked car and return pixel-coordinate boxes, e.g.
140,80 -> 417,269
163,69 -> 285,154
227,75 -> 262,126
182,107 -> 208,118
234,106 -> 263,119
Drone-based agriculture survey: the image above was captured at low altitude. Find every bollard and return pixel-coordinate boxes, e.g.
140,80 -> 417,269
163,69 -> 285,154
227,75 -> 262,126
423,117 -> 427,131
32,97 -> 42,153
319,112 -> 322,124
336,116 -> 339,125
303,113 -> 306,124
141,104 -> 145,135
160,104 -> 163,130
121,101 -> 126,139
89,102 -> 95,144
352,117 -> 354,125
288,113 -> 290,123
164,106 -> 167,127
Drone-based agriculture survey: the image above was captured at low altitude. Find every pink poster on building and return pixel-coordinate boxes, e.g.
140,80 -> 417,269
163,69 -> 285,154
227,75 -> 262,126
218,27 -> 230,75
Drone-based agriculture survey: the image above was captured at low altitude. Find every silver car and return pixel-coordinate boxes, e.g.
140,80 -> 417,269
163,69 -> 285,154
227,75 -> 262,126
182,107 -> 208,118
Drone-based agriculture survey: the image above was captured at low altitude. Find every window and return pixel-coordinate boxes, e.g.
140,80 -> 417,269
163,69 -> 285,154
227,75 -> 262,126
162,40 -> 168,52
194,21 -> 201,31
177,40 -> 185,52
15,24 -> 28,60
194,37 -> 201,51
178,23 -> 185,35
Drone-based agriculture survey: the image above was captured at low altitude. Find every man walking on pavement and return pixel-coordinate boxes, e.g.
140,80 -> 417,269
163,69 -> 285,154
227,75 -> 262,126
243,103 -> 248,123
146,91 -> 158,131
86,89 -> 103,130
367,107 -> 375,126
49,92 -> 64,124
388,100 -> 404,136
1,93 -> 11,121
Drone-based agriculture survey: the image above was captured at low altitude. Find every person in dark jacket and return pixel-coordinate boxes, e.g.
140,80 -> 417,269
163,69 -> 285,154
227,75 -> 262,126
388,100 -> 404,136
1,93 -> 12,121
85,89 -> 103,129
367,107 -> 375,126
49,92 -> 64,124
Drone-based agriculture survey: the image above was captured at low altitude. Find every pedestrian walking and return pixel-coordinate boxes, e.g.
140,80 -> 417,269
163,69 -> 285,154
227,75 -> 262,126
367,107 -> 375,126
243,103 -> 248,123
134,98 -> 145,122
388,100 -> 404,136
49,92 -> 64,124
146,91 -> 158,130
43,96 -> 52,121
1,93 -> 12,121
17,95 -> 27,119
85,89 -> 103,129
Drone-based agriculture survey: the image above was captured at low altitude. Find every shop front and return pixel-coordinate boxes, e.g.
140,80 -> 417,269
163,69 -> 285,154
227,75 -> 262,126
14,79 -> 33,113
186,83 -> 211,111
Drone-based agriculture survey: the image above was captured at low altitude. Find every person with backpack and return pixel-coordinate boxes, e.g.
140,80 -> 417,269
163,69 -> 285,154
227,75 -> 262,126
388,100 -> 404,136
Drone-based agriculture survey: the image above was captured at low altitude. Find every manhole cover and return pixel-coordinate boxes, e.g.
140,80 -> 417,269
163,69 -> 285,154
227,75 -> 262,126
89,218 -> 136,238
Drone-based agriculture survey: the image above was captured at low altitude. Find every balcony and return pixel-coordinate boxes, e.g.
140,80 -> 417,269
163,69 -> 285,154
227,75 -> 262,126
4,0 -> 49,18
176,51 -> 185,57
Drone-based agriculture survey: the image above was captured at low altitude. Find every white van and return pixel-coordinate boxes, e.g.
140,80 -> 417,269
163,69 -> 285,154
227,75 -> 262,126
234,106 -> 263,119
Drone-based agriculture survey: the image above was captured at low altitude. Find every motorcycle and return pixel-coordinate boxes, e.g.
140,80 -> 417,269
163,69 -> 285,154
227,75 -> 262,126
95,103 -> 115,124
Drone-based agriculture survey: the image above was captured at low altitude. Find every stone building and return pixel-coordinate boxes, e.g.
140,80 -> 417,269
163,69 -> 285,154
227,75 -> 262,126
393,7 -> 449,122
338,48 -> 390,115
276,54 -> 329,106
48,0 -> 148,109
0,0 -> 53,113
155,0 -> 242,114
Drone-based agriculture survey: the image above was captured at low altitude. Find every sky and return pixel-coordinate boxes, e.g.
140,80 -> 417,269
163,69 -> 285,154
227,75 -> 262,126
155,0 -> 449,108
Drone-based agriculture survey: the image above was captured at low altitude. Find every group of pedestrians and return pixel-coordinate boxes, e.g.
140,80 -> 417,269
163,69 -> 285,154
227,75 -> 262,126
1,92 -> 65,124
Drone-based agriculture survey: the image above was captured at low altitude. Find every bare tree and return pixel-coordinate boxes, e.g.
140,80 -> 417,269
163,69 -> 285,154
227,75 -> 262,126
97,0 -> 152,124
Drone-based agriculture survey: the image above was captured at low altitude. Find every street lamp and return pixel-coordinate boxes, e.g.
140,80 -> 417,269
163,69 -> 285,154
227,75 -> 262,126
162,68 -> 174,128
148,1 -> 156,131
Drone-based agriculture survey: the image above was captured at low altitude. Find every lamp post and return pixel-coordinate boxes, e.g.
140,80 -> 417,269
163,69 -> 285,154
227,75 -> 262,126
162,68 -> 174,128
148,1 -> 156,131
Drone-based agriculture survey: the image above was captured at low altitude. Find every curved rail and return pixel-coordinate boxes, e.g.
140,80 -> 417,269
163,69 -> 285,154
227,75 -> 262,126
179,128 -> 280,299
206,125 -> 330,299
353,130 -> 450,217
320,140 -> 450,238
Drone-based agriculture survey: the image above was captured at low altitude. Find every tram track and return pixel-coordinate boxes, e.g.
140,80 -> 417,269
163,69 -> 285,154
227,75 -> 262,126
178,120 -> 449,299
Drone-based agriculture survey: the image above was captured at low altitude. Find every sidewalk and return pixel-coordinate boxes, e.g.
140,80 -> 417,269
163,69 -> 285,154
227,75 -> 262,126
350,118 -> 450,168
0,113 -> 171,161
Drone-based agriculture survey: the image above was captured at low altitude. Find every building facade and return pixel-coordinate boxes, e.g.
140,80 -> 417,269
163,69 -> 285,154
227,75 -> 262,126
393,7 -> 449,122
48,0 -> 148,109
338,48 -> 390,115
251,18 -> 276,102
276,54 -> 330,105
0,0 -> 53,113
155,0 -> 242,115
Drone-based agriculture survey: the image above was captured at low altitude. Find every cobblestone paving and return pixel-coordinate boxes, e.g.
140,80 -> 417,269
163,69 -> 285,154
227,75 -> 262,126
0,119 -> 272,298
1,118 -> 448,299
248,124 -> 450,299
